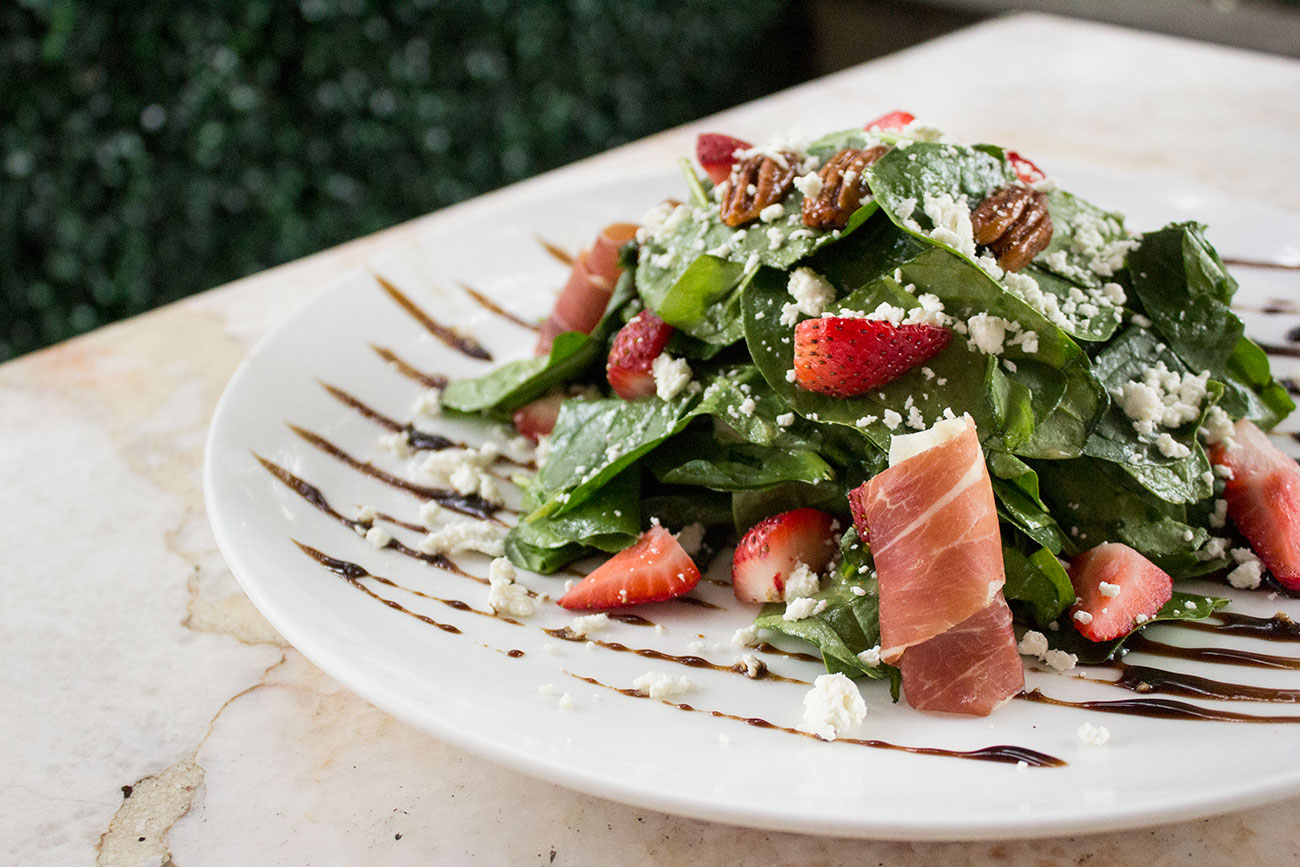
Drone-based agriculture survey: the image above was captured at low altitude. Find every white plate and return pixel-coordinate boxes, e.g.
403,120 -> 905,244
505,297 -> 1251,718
205,163 -> 1300,840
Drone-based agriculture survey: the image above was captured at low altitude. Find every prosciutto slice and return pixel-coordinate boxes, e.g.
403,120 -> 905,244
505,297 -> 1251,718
849,415 -> 1022,716
896,596 -> 1023,716
848,416 -> 1006,664
536,223 -> 639,354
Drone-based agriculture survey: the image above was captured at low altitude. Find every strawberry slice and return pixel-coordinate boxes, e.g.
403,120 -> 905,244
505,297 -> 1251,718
1211,418 -> 1300,589
696,132 -> 753,185
536,223 -> 639,355
512,391 -> 565,441
732,508 -> 838,603
606,310 -> 674,400
1005,150 -> 1046,185
863,110 -> 915,131
1067,543 -> 1173,642
793,317 -> 951,398
558,525 -> 700,610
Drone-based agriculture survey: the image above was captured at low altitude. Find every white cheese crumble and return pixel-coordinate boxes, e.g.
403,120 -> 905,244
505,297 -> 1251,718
783,597 -> 827,621
966,313 -> 1011,356
487,557 -> 535,618
1017,630 -> 1077,671
652,353 -> 692,401
738,653 -> 767,679
364,525 -> 392,549
1200,405 -> 1236,447
569,613 -> 611,638
1154,433 -> 1192,460
922,192 -> 976,259
797,673 -> 867,741
1112,361 -> 1210,436
759,203 -> 785,223
732,625 -> 761,648
793,171 -> 823,200
787,267 -> 836,317
411,386 -> 443,417
1077,722 -> 1111,747
882,409 -> 903,430
775,412 -> 796,427
1018,630 -> 1049,658
1098,581 -> 1121,598
1072,610 -> 1094,626
1226,548 -> 1264,589
633,671 -> 697,699
557,693 -> 576,710
418,520 -> 505,557
418,499 -> 442,529
783,561 -> 821,601
356,504 -> 378,523
1043,649 -> 1078,672
857,646 -> 881,668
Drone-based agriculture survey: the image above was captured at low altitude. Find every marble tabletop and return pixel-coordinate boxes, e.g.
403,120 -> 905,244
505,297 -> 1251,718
5,13 -> 1300,865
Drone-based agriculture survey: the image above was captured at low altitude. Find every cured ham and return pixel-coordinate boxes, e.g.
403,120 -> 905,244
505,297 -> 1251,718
896,597 -> 1023,716
1210,418 -> 1300,589
849,414 -> 1021,716
848,415 -> 1006,664
536,223 -> 639,354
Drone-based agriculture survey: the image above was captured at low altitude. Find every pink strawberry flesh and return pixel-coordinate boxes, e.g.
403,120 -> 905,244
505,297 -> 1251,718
512,391 -> 565,441
732,508 -> 838,604
606,310 -> 674,400
793,317 -> 951,398
1211,418 -> 1300,589
696,133 -> 753,185
863,110 -> 915,131
1067,543 -> 1173,642
558,525 -> 700,610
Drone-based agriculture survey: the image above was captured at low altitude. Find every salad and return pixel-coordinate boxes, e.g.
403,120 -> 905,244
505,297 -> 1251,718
440,111 -> 1300,720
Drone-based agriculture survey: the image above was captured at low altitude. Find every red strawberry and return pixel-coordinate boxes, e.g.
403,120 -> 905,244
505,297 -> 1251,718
1211,418 -> 1300,589
558,525 -> 700,610
606,310 -> 674,400
732,508 -> 838,604
863,110 -> 915,132
512,392 -> 565,441
696,133 -> 753,185
792,317 -> 951,398
1067,543 -> 1173,641
1005,150 -> 1046,185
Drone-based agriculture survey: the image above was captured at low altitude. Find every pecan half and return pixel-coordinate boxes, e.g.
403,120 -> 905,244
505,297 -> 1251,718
970,186 -> 1053,272
719,152 -> 797,227
801,146 -> 887,230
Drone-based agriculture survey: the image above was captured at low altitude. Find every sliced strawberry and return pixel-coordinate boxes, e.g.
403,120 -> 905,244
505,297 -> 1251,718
863,110 -> 915,131
732,508 -> 838,604
1067,543 -> 1173,642
793,317 -> 951,398
1005,150 -> 1046,185
536,223 -> 639,355
1211,419 -> 1300,589
512,391 -> 565,441
558,525 -> 700,610
606,310 -> 674,400
696,132 -> 753,185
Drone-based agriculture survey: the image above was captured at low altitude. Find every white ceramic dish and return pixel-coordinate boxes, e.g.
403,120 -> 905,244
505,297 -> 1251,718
205,162 -> 1300,840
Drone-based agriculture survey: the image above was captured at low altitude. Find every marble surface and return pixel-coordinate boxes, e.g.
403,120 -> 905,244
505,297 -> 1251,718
4,13 -> 1299,865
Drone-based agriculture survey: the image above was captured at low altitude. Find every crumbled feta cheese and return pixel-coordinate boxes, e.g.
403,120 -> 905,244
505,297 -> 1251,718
793,171 -> 823,199
1226,548 -> 1264,589
783,597 -> 827,621
1098,581 -> 1121,598
1154,433 -> 1191,460
487,557 -> 535,617
1073,609 -> 1094,625
732,625 -> 761,648
797,673 -> 867,740
1200,405 -> 1236,447
738,653 -> 767,679
857,646 -> 882,668
787,267 -> 836,317
855,415 -> 878,428
365,525 -> 392,549
783,561 -> 821,601
923,192 -> 976,259
411,386 -> 443,417
738,396 -> 757,417
569,613 -> 611,638
1043,649 -> 1078,672
652,353 -> 692,401
1077,722 -> 1111,747
759,203 -> 785,223
676,522 -> 706,558
418,499 -> 442,529
1018,630 -> 1050,658
776,412 -> 796,427
356,504 -> 378,523
966,313 -> 1011,355
418,520 -> 505,557
379,430 -> 413,458
882,409 -> 903,430
1113,362 -> 1209,437
632,671 -> 696,699
779,301 -> 801,327
557,693 -> 575,710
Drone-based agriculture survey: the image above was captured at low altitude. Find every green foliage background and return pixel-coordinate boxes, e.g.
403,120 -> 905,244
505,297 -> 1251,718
0,0 -> 802,361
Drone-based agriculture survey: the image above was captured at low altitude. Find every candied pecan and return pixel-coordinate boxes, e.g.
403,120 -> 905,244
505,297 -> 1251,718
970,186 -> 1054,272
719,151 -> 797,227
801,146 -> 887,230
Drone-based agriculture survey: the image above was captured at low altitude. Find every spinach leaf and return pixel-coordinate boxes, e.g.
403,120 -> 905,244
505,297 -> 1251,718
1046,591 -> 1229,664
753,528 -> 898,686
1034,457 -> 1228,578
988,452 -> 1071,555
646,431 -> 834,490
731,480 -> 851,532
1002,543 -> 1075,627
506,469 -> 641,573
442,271 -> 635,417
805,209 -> 928,292
1037,189 -> 1132,289
639,252 -> 746,345
642,490 -> 735,528
1020,264 -> 1122,342
503,536 -> 587,575
1082,326 -> 1220,504
1222,335 -> 1296,428
865,141 -> 1013,230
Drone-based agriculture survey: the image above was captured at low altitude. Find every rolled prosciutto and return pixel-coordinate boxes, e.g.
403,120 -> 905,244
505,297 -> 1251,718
849,415 -> 1023,715
536,223 -> 639,355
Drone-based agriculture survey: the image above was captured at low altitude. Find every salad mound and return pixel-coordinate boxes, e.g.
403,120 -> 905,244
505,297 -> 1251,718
441,114 -> 1298,716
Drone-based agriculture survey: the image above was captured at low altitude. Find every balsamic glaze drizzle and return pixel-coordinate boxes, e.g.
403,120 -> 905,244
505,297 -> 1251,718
375,274 -> 493,361
460,283 -> 540,331
370,345 -> 449,389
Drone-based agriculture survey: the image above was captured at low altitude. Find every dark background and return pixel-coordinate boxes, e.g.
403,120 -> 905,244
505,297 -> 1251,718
3,0 -> 1296,362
